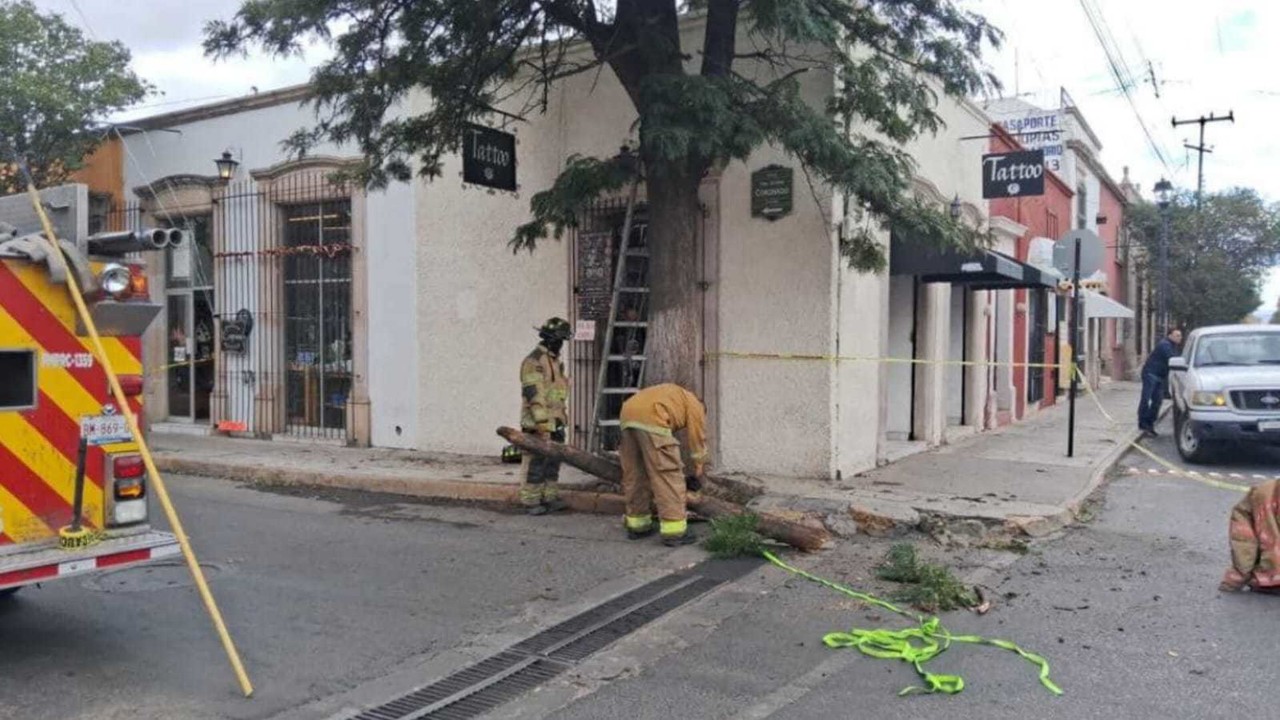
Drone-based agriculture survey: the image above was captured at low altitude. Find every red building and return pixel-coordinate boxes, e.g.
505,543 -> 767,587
987,125 -> 1075,418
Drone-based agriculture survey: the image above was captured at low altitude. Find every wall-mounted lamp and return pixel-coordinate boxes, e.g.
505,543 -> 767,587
214,150 -> 240,183
949,195 -> 962,220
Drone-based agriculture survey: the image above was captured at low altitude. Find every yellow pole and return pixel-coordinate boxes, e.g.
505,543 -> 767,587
22,181 -> 255,697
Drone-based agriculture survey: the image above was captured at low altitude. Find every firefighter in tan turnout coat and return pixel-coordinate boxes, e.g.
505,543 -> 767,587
619,383 -> 709,546
519,317 -> 572,515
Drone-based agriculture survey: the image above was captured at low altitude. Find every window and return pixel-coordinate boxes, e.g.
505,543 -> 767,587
1046,210 -> 1060,240
0,350 -> 36,410
1193,333 -> 1280,367
1076,184 -> 1088,229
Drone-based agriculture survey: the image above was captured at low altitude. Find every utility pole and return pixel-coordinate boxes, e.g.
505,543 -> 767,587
1172,111 -> 1234,212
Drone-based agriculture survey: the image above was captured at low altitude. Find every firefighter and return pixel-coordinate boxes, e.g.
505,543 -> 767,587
520,317 -> 572,515
618,383 -> 708,546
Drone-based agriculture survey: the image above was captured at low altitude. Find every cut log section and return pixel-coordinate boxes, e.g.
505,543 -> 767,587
498,426 -> 831,552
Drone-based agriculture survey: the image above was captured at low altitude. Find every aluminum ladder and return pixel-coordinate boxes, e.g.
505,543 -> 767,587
587,201 -> 650,454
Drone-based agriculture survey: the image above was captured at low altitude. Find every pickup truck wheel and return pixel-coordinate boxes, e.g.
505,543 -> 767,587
1176,411 -> 1213,463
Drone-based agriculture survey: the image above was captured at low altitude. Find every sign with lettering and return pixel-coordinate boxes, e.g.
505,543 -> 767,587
998,111 -> 1063,173
751,165 -> 793,220
220,318 -> 247,353
576,232 -> 613,322
462,124 -> 517,191
982,149 -> 1045,199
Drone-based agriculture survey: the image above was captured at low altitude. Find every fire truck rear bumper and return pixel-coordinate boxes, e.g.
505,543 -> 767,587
0,530 -> 180,591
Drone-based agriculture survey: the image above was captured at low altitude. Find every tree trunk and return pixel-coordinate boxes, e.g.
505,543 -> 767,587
643,163 -> 704,391
497,426 -> 832,552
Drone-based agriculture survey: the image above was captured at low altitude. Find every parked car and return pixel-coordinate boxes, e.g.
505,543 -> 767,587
1168,324 -> 1280,462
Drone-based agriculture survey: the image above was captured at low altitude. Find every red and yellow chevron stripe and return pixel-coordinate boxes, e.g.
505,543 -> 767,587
0,259 -> 142,545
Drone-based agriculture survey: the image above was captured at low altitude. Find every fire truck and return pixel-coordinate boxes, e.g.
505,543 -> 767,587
0,185 -> 181,597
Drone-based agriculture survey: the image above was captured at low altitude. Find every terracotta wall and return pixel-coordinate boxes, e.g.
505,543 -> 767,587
988,126 -> 1075,414
70,136 -> 125,206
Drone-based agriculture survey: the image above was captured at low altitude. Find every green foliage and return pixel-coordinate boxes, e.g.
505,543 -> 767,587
875,543 -> 977,613
703,512 -> 766,559
206,0 -> 1001,271
1126,189 -> 1280,330
512,154 -> 636,252
0,0 -> 151,192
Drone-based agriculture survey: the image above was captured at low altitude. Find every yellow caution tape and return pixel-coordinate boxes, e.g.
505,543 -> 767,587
1074,368 -> 1249,494
709,350 -> 1066,370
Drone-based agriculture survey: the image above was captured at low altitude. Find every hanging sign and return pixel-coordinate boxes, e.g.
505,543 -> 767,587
462,124 -> 517,191
751,165 -> 794,220
982,149 -> 1045,199
576,232 -> 612,322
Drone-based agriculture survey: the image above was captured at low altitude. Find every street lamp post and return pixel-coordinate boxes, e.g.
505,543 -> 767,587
1153,178 -> 1174,333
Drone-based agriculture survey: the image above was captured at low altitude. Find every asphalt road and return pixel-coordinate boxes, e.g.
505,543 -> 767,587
0,475 -> 675,720
1121,410 -> 1280,479
533,411 -> 1280,719
5,417 -> 1279,720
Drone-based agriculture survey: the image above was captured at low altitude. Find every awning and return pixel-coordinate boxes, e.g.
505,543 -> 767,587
889,235 -> 1056,290
1082,289 -> 1134,319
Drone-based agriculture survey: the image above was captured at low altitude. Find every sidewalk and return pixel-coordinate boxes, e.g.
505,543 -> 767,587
745,380 -> 1144,540
149,381 -> 1144,541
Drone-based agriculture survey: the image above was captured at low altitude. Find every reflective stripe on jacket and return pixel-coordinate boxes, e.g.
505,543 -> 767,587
521,345 -> 568,431
619,383 -> 709,472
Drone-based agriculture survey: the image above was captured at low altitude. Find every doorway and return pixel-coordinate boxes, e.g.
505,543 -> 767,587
164,215 -> 215,422
282,201 -> 353,440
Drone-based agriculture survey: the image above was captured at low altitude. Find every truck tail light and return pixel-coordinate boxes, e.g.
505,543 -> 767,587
113,456 -> 145,496
117,375 -> 144,397
109,454 -> 147,526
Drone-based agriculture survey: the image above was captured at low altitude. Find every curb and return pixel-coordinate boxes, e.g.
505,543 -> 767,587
1054,403 -> 1173,530
153,455 -> 626,516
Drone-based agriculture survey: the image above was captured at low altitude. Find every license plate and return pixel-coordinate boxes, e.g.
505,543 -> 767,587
80,414 -> 132,445
1259,420 -> 1280,432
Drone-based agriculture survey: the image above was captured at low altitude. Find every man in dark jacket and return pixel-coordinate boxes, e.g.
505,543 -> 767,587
1138,327 -> 1183,437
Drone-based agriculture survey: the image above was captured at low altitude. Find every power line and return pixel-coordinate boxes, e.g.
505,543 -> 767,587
1077,0 -> 1173,172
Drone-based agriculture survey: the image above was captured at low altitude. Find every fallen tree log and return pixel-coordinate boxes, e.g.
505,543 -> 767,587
498,426 -> 831,552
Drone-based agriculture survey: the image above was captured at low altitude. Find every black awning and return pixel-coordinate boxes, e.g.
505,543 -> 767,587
889,235 -> 1056,290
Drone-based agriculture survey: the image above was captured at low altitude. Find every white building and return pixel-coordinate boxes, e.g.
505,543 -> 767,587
120,17 -> 1053,481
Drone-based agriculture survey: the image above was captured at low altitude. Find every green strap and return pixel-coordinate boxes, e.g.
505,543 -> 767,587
763,550 -> 1062,698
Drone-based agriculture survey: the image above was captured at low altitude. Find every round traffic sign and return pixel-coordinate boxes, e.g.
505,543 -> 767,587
1052,229 -> 1104,277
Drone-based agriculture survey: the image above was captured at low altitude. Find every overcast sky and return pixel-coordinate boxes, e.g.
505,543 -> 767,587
41,0 -> 1280,317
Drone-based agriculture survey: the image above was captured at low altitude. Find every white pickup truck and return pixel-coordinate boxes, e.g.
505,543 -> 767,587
1168,324 -> 1280,463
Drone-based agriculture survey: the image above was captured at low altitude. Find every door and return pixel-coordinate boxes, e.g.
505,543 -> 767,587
1028,289 -> 1047,404
164,215 -> 215,422
282,201 -> 353,439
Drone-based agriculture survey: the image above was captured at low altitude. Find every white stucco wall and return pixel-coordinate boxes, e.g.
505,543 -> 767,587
885,275 -> 914,439
121,100 -> 420,447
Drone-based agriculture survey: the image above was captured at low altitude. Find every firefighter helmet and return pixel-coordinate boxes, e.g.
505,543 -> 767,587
537,317 -> 573,342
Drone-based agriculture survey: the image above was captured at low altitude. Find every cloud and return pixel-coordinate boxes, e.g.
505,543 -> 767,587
970,0 -> 1280,315
36,0 -> 321,118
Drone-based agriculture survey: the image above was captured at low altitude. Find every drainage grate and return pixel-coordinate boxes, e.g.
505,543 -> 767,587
346,558 -> 758,720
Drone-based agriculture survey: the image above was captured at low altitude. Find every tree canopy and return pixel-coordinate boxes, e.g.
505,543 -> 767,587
206,0 -> 1001,271
1127,188 -> 1280,330
0,0 -> 151,193
206,0 -> 1002,385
